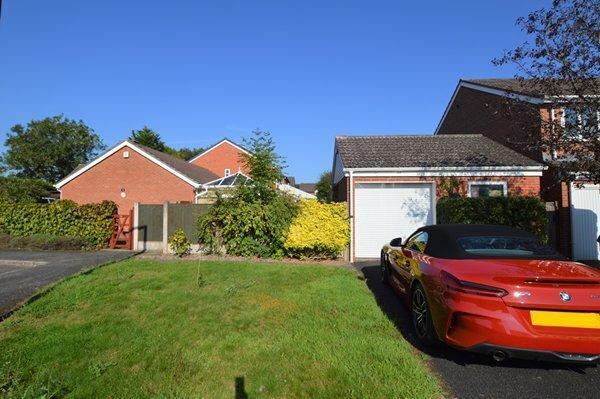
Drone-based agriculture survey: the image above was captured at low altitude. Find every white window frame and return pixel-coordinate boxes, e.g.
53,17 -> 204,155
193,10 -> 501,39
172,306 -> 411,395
224,168 -> 231,177
467,181 -> 508,198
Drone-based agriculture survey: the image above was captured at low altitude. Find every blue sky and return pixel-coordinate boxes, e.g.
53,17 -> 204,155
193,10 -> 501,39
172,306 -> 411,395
0,0 -> 547,182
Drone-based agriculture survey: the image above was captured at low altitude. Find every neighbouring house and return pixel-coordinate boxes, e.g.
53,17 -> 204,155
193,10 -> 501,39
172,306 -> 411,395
188,138 -> 250,177
295,183 -> 317,196
56,137 -> 313,212
331,134 -> 546,262
55,140 -> 219,212
435,78 -> 600,260
277,182 -> 317,199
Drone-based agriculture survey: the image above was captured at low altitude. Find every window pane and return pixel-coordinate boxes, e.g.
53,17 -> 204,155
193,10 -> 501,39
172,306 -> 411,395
470,184 -> 504,197
581,107 -> 599,137
408,232 -> 428,253
563,107 -> 580,138
457,236 -> 557,257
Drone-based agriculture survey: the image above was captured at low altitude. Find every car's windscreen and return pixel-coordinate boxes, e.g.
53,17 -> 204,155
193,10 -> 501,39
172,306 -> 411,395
456,236 -> 559,258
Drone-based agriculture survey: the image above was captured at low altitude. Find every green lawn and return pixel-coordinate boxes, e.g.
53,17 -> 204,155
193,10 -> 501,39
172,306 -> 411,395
0,259 -> 442,398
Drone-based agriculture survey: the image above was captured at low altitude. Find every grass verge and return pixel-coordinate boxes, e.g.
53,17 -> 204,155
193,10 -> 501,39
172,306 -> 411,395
0,259 -> 442,398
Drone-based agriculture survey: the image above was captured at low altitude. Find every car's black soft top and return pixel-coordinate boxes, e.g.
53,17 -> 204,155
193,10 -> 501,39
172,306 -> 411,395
414,224 -> 563,260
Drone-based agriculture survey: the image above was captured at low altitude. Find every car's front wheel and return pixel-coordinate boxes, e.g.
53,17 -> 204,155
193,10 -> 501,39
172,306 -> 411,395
411,284 -> 436,345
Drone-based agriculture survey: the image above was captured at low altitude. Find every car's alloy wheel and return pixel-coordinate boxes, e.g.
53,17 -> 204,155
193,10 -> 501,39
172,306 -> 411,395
412,285 -> 435,345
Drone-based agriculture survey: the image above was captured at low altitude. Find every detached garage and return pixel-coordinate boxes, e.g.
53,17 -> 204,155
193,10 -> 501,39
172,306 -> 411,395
331,134 -> 546,262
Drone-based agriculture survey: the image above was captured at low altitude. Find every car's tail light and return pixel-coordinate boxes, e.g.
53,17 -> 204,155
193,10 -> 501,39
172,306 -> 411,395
441,271 -> 508,298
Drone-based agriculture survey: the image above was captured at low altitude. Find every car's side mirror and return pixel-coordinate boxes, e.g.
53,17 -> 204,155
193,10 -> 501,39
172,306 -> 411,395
390,237 -> 403,247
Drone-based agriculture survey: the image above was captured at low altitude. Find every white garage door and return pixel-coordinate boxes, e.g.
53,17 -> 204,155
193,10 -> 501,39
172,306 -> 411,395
570,183 -> 600,260
354,183 -> 434,259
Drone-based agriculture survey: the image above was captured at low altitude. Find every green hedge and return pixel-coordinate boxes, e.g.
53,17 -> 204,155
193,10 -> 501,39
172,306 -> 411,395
437,196 -> 548,241
0,200 -> 118,249
0,234 -> 88,250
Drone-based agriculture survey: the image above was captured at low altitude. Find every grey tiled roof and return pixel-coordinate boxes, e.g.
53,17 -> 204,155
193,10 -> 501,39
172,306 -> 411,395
463,78 -> 600,97
135,143 -> 219,184
296,183 -> 316,193
335,134 -> 543,169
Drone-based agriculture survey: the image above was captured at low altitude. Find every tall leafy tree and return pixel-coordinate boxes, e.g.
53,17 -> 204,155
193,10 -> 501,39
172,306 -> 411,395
233,129 -> 286,203
315,171 -> 332,203
3,115 -> 104,182
197,129 -> 297,258
493,0 -> 600,182
129,127 -> 203,160
129,126 -> 167,152
174,146 -> 204,161
0,177 -> 54,203
241,129 -> 285,186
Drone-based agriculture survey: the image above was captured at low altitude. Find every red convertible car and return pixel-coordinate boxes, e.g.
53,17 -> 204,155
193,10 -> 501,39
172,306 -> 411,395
380,224 -> 600,363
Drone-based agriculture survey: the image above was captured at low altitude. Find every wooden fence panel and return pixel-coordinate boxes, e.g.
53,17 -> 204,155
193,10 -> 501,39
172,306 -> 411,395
138,204 -> 164,243
167,203 -> 211,240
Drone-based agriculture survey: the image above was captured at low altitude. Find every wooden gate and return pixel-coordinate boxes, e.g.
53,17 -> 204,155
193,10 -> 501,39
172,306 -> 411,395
109,209 -> 133,250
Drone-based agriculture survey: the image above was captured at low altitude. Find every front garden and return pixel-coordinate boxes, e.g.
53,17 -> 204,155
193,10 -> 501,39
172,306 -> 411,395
0,258 -> 443,398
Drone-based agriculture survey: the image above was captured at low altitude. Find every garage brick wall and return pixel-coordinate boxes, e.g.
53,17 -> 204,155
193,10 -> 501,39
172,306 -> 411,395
190,141 -> 249,178
60,145 -> 197,212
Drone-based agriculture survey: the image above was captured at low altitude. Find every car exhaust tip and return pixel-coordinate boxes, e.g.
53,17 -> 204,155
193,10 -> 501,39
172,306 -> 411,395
491,350 -> 508,362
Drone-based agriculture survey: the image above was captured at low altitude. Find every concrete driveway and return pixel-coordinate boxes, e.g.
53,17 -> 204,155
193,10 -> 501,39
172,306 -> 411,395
354,261 -> 600,399
0,250 -> 135,318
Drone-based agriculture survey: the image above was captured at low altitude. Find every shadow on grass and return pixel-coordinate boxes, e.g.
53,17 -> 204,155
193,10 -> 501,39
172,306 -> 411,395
355,262 -> 597,372
235,376 -> 248,399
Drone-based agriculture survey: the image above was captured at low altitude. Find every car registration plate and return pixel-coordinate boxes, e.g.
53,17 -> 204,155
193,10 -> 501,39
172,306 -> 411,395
530,311 -> 600,329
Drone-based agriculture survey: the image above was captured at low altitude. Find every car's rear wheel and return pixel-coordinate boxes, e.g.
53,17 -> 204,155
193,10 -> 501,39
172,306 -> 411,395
380,252 -> 390,284
411,284 -> 436,345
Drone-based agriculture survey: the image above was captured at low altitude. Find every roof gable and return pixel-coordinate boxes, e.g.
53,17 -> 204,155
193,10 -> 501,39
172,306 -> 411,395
188,138 -> 250,163
434,78 -> 600,135
55,141 -> 218,189
334,134 -> 544,170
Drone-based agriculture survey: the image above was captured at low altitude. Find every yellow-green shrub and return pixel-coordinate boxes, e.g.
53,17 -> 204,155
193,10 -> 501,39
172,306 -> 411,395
284,200 -> 349,259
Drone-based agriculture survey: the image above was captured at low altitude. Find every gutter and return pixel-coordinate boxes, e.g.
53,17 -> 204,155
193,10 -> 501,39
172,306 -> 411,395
344,165 -> 547,172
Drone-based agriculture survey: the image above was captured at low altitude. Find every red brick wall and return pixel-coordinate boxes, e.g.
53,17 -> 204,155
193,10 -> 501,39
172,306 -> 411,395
60,145 -> 197,212
437,87 -> 543,161
190,141 -> 249,177
438,88 -> 575,256
333,175 -> 540,203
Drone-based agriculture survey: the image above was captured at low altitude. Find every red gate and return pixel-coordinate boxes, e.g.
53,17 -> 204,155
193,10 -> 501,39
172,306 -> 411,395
109,209 -> 133,250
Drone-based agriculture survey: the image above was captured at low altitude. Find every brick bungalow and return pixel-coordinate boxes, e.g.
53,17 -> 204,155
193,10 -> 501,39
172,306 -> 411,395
331,134 -> 546,262
56,140 -> 219,212
55,137 -> 314,213
435,78 -> 600,260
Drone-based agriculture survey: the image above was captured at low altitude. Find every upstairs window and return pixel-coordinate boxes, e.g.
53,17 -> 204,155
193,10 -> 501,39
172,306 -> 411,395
224,168 -> 231,177
561,107 -> 600,140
